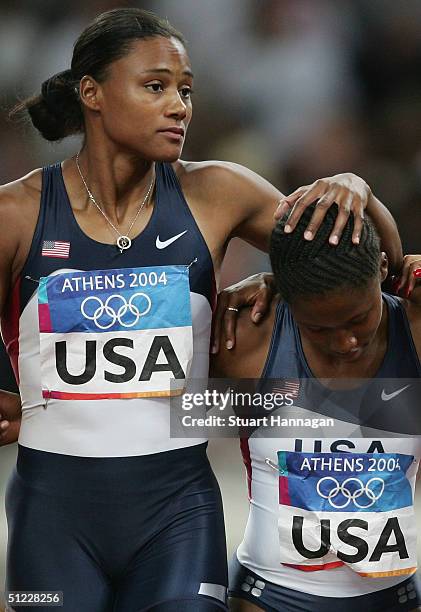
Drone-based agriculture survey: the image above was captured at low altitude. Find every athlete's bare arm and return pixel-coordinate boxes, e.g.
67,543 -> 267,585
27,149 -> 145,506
0,171 -> 42,443
0,189 -> 22,314
0,179 -> 22,444
0,170 -> 43,296
194,158 -> 403,353
178,160 -> 403,274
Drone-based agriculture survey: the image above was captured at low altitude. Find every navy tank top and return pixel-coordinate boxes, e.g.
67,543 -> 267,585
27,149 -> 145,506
2,162 -> 215,456
237,294 -> 421,594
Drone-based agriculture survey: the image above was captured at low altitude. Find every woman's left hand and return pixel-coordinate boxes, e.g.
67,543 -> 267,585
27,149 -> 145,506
391,255 -> 421,298
211,273 -> 275,353
275,173 -> 370,245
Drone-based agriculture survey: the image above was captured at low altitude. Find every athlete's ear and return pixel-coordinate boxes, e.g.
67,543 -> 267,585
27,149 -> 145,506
380,251 -> 388,282
79,75 -> 101,112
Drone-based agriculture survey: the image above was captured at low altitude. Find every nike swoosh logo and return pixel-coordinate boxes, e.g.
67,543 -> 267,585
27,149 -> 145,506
156,230 -> 188,249
381,385 -> 410,401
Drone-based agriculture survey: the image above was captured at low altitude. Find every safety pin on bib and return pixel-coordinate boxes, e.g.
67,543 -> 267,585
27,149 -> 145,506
265,458 -> 279,471
265,458 -> 287,475
187,257 -> 198,269
25,275 -> 40,284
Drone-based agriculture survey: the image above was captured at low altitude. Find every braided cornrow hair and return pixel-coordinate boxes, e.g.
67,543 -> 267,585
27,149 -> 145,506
269,204 -> 381,302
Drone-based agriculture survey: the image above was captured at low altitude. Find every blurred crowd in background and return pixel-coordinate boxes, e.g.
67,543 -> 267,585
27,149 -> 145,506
2,0 -> 421,279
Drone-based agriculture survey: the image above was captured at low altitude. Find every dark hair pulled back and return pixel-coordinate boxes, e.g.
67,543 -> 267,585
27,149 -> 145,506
11,8 -> 185,141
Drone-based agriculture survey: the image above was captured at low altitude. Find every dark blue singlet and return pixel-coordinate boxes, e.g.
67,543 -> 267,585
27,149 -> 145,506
230,295 -> 421,612
4,163 -> 228,612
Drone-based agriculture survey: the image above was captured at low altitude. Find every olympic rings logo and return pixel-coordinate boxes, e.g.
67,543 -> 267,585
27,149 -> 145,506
80,293 -> 152,329
316,476 -> 385,509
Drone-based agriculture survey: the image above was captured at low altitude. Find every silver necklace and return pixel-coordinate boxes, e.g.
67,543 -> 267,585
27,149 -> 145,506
75,152 -> 155,253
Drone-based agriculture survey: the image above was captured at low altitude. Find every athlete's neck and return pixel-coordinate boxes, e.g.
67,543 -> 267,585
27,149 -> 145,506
65,147 -> 155,224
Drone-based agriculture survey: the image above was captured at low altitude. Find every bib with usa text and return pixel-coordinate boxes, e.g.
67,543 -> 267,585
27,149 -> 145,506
277,450 -> 418,578
38,265 -> 193,400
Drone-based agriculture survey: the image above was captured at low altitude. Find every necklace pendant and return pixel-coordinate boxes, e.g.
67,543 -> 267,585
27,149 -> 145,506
117,235 -> 132,252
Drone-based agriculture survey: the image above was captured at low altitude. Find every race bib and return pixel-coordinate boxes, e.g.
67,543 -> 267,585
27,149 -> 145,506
38,266 -> 193,400
277,451 -> 418,577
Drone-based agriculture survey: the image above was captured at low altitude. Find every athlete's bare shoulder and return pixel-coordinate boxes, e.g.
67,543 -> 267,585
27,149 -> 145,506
0,168 -> 42,213
175,159 -> 280,206
174,160 -> 281,252
0,168 -> 43,287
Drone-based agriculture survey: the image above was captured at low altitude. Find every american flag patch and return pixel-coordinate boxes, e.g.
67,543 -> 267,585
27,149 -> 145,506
41,240 -> 70,259
272,380 -> 300,398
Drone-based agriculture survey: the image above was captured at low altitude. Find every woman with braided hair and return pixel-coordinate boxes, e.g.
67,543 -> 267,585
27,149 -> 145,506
211,206 -> 421,611
0,6 -> 403,612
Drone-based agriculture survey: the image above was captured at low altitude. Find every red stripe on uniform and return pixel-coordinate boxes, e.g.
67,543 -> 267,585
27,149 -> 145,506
38,304 -> 52,333
283,561 -> 344,572
240,438 -> 253,500
279,475 -> 291,505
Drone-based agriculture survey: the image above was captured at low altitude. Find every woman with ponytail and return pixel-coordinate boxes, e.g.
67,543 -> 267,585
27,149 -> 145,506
0,7 -> 401,611
20,69 -> 83,141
